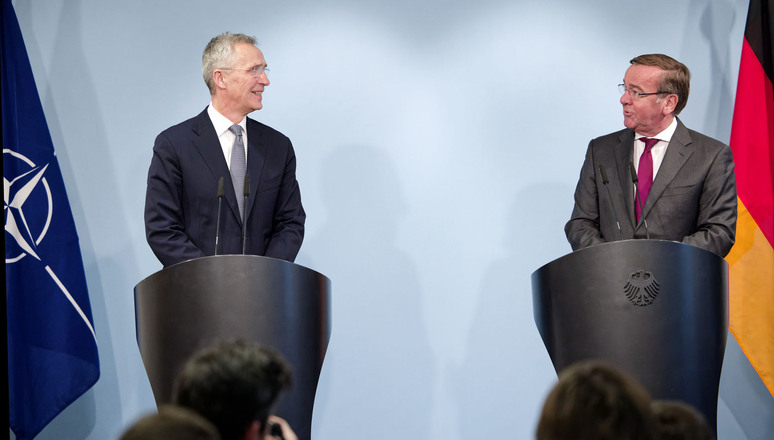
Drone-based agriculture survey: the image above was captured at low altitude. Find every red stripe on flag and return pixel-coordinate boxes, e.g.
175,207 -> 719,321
730,37 -> 774,247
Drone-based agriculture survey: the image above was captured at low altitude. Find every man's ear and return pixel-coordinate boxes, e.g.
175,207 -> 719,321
662,94 -> 678,115
242,420 -> 262,440
213,70 -> 228,90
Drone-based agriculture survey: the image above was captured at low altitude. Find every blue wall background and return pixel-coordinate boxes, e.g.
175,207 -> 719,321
11,0 -> 774,439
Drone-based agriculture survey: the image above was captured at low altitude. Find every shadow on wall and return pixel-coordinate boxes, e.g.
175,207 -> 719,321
696,0 -> 738,142
452,182 -> 572,439
306,145 -> 435,440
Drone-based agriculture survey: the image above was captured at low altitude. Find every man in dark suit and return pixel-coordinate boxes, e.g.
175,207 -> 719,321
145,32 -> 305,267
565,54 -> 737,257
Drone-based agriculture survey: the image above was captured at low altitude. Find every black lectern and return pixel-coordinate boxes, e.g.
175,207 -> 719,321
134,255 -> 331,440
532,240 -> 727,430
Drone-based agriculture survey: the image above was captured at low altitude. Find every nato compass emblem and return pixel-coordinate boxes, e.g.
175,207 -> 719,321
4,148 -> 53,263
623,269 -> 660,306
4,148 -> 97,341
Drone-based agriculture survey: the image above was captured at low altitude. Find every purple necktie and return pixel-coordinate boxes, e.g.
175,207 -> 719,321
636,138 -> 659,222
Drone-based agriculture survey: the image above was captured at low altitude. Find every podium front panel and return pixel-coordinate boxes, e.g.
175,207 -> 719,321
532,240 -> 728,430
134,255 -> 330,440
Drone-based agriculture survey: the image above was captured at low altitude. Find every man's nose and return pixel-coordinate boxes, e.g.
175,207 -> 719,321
620,90 -> 631,105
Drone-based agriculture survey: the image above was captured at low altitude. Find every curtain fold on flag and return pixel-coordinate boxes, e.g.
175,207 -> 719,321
727,0 -> 774,398
2,0 -> 100,438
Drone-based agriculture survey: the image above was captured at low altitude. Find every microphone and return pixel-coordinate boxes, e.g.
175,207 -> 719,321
214,177 -> 225,255
628,162 -> 650,239
242,174 -> 250,254
599,165 -> 623,241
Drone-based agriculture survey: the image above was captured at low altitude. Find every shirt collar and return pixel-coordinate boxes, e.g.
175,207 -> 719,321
635,117 -> 678,143
207,104 -> 246,136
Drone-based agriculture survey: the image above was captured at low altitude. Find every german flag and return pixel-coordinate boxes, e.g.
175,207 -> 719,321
727,0 -> 774,397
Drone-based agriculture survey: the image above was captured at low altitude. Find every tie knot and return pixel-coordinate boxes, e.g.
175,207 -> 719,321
641,137 -> 659,150
229,124 -> 242,137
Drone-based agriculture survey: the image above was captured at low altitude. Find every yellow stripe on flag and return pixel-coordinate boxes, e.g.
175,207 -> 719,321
728,198 -> 774,396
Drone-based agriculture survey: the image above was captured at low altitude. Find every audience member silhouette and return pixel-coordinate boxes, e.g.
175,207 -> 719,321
120,405 -> 221,440
536,360 -> 655,440
173,339 -> 295,440
652,400 -> 714,440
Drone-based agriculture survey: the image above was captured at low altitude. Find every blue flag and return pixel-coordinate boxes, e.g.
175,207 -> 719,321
2,0 -> 100,438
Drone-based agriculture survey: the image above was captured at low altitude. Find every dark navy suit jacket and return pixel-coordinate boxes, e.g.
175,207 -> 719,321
145,108 -> 305,267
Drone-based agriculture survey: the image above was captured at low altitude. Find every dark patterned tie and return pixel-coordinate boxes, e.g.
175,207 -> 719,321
229,124 -> 246,219
636,138 -> 659,222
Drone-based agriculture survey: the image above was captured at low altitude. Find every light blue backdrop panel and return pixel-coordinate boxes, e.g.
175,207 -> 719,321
10,0 -> 772,439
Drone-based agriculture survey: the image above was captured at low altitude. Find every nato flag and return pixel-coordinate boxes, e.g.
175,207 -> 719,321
2,0 -> 100,438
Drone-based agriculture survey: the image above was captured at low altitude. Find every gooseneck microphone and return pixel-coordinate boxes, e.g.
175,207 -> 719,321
628,162 -> 650,239
242,174 -> 250,254
599,165 -> 623,241
214,176 -> 225,255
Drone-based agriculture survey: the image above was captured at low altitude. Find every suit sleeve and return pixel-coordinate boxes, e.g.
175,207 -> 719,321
565,140 -> 606,250
681,145 -> 737,257
144,132 -> 207,266
263,139 -> 305,262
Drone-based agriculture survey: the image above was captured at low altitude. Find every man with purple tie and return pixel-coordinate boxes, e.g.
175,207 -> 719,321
565,54 -> 737,257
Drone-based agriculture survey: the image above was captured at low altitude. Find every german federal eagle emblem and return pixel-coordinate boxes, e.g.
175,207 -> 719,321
623,270 -> 660,306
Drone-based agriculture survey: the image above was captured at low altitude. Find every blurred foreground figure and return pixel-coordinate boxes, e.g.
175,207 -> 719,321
173,340 -> 296,440
536,360 -> 655,440
652,400 -> 714,440
120,405 -> 221,440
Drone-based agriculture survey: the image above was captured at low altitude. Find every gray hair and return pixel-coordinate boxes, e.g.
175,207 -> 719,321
202,32 -> 257,94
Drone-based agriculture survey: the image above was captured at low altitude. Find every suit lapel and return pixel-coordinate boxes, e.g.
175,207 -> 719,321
643,119 -> 694,218
191,109 -> 241,221
244,118 -> 267,222
614,130 -> 637,227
